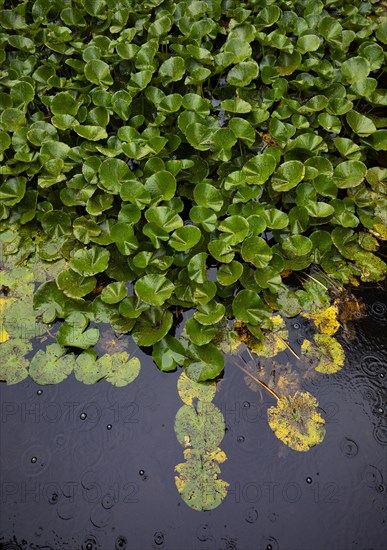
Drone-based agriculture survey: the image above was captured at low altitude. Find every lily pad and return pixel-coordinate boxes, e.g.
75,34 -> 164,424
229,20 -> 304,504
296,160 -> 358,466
29,344 -> 76,385
301,334 -> 345,374
267,392 -> 326,452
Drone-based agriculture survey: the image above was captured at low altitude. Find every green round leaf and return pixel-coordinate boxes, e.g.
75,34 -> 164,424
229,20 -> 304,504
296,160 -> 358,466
232,290 -> 270,325
101,282 -> 127,304
56,269 -> 97,298
282,235 -> 313,257
70,246 -> 110,276
241,236 -> 272,268
135,274 -> 174,306
169,226 -> 201,251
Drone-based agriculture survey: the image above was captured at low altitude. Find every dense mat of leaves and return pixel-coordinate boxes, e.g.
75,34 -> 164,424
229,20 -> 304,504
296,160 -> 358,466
0,0 -> 386,380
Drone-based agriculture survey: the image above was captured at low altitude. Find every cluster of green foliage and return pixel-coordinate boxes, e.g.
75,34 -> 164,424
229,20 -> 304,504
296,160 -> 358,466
1,0 -> 386,385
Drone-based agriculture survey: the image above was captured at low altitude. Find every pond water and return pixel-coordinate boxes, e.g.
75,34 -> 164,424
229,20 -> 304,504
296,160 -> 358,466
0,285 -> 386,550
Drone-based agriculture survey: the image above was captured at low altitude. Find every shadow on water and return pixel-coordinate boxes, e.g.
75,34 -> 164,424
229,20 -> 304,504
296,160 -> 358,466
0,286 -> 386,550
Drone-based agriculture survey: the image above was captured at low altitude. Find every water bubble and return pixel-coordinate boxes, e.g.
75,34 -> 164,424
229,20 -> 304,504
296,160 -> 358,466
139,469 -> 145,476
83,536 -> 98,550
80,412 -> 87,420
378,485 -> 384,493
297,337 -> 303,345
106,424 -> 112,430
293,322 -> 300,330
380,373 -> 385,379
153,531 -> 165,546
243,401 -> 250,408
267,545 -> 272,550
37,389 -> 43,396
237,435 -> 245,443
31,457 -> 37,464
115,536 -> 127,549
306,477 -> 312,484
340,437 -> 359,458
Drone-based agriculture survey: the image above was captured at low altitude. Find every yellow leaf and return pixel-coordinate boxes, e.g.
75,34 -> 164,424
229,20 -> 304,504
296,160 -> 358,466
267,392 -> 326,452
302,305 -> 340,335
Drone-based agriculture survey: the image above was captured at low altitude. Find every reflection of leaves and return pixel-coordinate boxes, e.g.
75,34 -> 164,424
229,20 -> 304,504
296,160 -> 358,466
301,334 -> 345,373
267,392 -> 326,452
333,288 -> 366,323
29,344 -> 76,385
177,371 -> 216,405
242,359 -> 301,398
0,339 -> 32,384
175,448 -> 229,511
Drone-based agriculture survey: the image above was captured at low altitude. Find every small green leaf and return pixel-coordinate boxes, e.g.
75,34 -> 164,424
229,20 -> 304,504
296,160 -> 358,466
101,282 -> 127,304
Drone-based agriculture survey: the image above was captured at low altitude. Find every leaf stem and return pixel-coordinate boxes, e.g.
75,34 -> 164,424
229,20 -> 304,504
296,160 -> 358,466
233,361 -> 280,401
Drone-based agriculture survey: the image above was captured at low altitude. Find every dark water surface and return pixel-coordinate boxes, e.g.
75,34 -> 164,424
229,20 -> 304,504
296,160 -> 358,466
0,287 -> 386,550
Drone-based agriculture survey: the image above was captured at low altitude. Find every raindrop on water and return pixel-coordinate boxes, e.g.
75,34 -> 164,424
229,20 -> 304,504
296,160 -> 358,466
293,322 -> 300,329
306,477 -> 312,484
340,437 -> 359,458
245,506 -> 258,524
31,457 -> 37,464
154,531 -> 165,546
139,469 -> 145,476
237,435 -> 245,443
80,412 -> 87,420
115,536 -> 127,549
48,492 -> 59,504
37,389 -> 43,396
243,401 -> 250,408
106,424 -> 112,430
